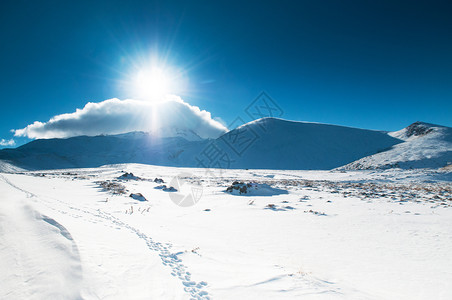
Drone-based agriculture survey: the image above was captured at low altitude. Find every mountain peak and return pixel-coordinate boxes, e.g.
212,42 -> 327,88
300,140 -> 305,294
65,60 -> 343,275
404,121 -> 435,138
390,121 -> 447,141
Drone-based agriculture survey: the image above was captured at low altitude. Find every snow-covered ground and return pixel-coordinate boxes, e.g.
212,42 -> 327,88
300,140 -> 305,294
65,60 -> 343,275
1,164 -> 451,299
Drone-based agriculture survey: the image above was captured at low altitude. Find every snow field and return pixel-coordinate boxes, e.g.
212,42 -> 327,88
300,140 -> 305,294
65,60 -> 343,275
1,165 -> 451,299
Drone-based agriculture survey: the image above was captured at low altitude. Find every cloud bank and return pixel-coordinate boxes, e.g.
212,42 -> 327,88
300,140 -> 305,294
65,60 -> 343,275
14,96 -> 228,140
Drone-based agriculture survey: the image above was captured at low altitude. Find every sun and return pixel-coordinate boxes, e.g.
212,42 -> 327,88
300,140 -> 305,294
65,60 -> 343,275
133,67 -> 171,100
121,51 -> 189,101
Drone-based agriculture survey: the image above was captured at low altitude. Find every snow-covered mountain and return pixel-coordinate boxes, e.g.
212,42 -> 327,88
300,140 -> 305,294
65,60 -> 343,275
341,121 -> 452,170
213,118 -> 401,170
0,132 -> 208,170
0,118 -> 405,171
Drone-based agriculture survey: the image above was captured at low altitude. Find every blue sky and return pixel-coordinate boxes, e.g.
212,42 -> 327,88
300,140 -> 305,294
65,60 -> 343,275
1,0 -> 451,148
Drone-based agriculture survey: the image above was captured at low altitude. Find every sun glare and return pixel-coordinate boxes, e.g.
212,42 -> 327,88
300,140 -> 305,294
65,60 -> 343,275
134,67 -> 171,100
121,51 -> 189,101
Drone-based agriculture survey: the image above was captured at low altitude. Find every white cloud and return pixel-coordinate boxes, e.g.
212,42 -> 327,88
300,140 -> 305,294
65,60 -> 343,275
0,139 -> 16,147
14,96 -> 228,140
213,116 -> 228,128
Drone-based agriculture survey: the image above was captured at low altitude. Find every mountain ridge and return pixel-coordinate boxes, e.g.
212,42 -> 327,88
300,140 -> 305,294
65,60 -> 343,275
1,118 -> 450,171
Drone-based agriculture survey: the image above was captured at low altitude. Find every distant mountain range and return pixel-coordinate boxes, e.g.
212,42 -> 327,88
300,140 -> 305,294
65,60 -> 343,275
0,118 -> 450,171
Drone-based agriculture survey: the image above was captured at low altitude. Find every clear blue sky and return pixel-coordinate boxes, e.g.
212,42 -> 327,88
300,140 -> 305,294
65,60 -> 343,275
1,0 -> 451,147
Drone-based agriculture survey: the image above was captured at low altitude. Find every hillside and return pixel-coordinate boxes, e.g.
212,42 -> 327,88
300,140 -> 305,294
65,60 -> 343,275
0,132 -> 208,170
213,118 -> 402,170
340,122 -> 452,170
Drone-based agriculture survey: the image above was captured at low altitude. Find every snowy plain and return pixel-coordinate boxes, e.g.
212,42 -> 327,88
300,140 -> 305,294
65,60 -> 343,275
1,164 -> 451,299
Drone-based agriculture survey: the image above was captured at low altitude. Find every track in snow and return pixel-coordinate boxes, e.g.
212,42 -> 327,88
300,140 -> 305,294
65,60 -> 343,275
0,174 -> 210,300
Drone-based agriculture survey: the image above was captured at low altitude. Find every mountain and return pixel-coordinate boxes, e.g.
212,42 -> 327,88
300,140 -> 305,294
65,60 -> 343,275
340,121 -> 452,170
0,132 -> 209,170
212,118 -> 402,170
0,118 -> 404,171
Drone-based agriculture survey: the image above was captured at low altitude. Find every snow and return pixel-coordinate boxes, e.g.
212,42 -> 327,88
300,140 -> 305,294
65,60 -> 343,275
343,122 -> 452,170
0,160 -> 24,173
1,164 -> 451,299
0,174 -> 82,299
225,181 -> 289,196
0,118 -> 403,171
218,118 -> 401,169
1,118 -> 451,298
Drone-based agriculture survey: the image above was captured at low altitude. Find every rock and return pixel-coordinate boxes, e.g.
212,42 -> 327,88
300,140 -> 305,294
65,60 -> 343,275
129,193 -> 147,201
163,186 -> 177,192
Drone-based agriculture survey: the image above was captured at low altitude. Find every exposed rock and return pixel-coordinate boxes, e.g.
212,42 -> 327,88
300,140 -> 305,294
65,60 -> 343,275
129,193 -> 147,201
